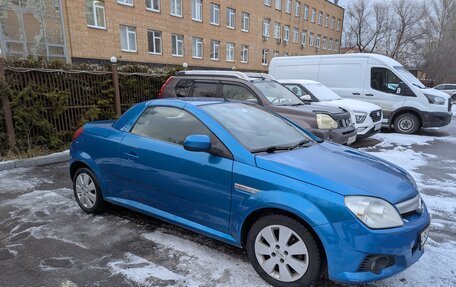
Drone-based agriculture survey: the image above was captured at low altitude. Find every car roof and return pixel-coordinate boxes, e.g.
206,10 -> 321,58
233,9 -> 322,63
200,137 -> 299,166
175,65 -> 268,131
176,70 -> 275,82
277,79 -> 321,85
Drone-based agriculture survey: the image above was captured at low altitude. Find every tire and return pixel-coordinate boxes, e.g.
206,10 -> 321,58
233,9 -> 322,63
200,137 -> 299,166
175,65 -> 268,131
73,168 -> 105,214
246,215 -> 322,287
393,113 -> 420,134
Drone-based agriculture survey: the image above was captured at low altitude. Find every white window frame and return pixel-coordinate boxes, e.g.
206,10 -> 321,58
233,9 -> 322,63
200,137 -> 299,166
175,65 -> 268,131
226,42 -> 235,62
241,12 -> 250,32
295,1 -> 300,17
274,22 -> 281,39
311,8 -> 316,23
322,37 -> 327,49
211,40 -> 220,60
146,0 -> 160,12
285,0 -> 291,13
227,8 -> 236,29
171,34 -> 184,56
192,37 -> 203,59
117,0 -> 134,7
87,0 -> 106,29
293,28 -> 299,43
263,19 -> 270,37
262,49 -> 269,65
335,40 -> 339,52
264,0 -> 271,6
192,0 -> 203,22
210,3 -> 220,25
309,33 -> 314,46
240,45 -> 249,63
337,19 -> 341,31
329,38 -> 333,51
170,0 -> 182,17
325,14 -> 329,27
120,25 -> 137,52
147,30 -> 162,54
273,50 -> 279,58
301,31 -> 306,46
318,11 -> 323,25
316,36 -> 321,48
303,5 -> 309,20
331,16 -> 335,29
283,25 -> 290,42
275,0 -> 282,10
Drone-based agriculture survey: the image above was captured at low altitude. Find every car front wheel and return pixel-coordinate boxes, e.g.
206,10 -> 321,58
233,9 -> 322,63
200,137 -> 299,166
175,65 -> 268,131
73,168 -> 104,214
393,113 -> 420,134
246,215 -> 322,287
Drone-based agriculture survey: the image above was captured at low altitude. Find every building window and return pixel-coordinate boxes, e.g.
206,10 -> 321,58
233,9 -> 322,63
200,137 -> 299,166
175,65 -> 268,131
192,37 -> 203,58
295,1 -> 300,17
192,0 -> 202,21
86,0 -> 106,29
171,34 -> 184,56
318,11 -> 323,25
275,0 -> 282,10
147,30 -> 162,54
283,25 -> 290,42
146,0 -> 160,11
274,22 -> 281,39
210,3 -> 220,25
226,42 -> 235,61
264,0 -> 271,6
170,0 -> 182,17
293,27 -> 299,43
211,40 -> 220,60
325,14 -> 329,27
118,0 -> 133,6
285,0 -> 291,13
241,45 -> 249,63
335,40 -> 339,52
262,49 -> 269,65
316,35 -> 321,48
311,8 -> 316,23
227,8 -> 235,29
337,19 -> 341,31
301,31 -> 306,46
241,12 -> 250,32
309,32 -> 314,46
273,50 -> 279,57
322,37 -> 327,49
263,19 -> 271,37
329,38 -> 334,51
303,5 -> 309,20
284,52 -> 289,56
331,16 -> 335,29
120,25 -> 137,52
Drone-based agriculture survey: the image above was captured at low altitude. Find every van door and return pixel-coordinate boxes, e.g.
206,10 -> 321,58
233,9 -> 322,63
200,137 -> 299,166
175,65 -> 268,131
364,66 -> 406,120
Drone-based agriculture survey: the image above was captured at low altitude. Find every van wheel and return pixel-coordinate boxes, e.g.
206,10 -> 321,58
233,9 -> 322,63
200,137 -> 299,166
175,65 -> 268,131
246,215 -> 322,287
73,168 -> 104,214
393,113 -> 420,134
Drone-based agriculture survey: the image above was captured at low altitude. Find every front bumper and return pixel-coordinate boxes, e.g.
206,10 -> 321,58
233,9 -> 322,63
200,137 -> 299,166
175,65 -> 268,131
356,124 -> 381,139
422,111 -> 452,128
316,205 -> 431,284
311,125 -> 357,145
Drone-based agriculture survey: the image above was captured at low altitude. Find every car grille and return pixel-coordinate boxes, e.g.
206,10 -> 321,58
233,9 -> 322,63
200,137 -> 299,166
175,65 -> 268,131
338,118 -> 352,128
370,110 -> 382,123
358,255 -> 395,272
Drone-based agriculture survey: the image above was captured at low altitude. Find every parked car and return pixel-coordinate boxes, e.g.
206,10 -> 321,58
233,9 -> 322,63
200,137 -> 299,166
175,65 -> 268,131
70,98 -> 430,287
434,83 -> 456,102
159,71 -> 357,145
269,53 -> 452,134
278,79 -> 383,139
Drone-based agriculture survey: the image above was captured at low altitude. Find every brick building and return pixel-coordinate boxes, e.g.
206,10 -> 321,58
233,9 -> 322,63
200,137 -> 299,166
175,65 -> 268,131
0,0 -> 344,71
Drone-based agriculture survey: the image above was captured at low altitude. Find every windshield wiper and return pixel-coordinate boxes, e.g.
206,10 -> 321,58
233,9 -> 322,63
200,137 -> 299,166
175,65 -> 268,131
251,139 -> 312,154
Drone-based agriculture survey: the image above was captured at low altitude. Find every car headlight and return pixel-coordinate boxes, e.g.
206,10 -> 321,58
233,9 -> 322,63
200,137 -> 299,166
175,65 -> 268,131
353,111 -> 367,124
345,196 -> 404,229
424,94 -> 445,105
316,114 -> 338,129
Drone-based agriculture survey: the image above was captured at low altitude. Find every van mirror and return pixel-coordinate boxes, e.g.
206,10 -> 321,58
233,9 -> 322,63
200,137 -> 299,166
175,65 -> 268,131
397,82 -> 415,97
300,95 -> 312,101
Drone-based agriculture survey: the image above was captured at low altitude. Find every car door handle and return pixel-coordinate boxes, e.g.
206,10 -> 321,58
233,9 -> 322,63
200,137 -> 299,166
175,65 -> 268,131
125,152 -> 139,161
352,92 -> 361,95
365,93 -> 374,97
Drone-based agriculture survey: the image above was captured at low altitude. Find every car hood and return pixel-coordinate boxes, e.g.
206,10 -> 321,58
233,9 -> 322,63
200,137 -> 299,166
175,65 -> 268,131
272,103 -> 349,119
324,99 -> 382,113
255,142 -> 417,204
420,87 -> 451,99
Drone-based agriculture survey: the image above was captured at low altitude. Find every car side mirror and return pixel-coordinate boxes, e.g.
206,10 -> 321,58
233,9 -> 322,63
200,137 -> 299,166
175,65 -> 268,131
300,95 -> 312,101
183,135 -> 211,152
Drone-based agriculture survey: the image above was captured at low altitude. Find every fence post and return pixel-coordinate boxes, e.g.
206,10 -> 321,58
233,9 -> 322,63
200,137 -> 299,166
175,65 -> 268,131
0,53 -> 16,146
111,64 -> 121,117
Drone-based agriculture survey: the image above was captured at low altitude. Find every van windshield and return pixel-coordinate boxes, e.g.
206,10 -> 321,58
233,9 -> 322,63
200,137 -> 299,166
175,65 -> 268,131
303,83 -> 341,101
394,66 -> 426,89
253,81 -> 303,106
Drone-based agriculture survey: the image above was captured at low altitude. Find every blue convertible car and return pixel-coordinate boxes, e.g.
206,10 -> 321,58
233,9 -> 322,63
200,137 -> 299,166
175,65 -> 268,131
70,99 -> 430,286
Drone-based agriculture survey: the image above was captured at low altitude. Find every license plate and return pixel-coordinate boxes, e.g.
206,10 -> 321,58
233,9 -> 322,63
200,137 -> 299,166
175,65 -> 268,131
347,135 -> 357,145
374,123 -> 382,131
420,227 -> 430,249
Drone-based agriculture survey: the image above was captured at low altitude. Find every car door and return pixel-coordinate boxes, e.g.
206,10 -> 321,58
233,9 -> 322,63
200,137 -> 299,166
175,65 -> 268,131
364,66 -> 406,114
118,106 -> 234,233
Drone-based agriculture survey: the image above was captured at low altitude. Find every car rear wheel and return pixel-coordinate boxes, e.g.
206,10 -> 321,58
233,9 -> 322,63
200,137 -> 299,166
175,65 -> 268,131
393,113 -> 420,134
73,168 -> 104,214
246,215 -> 322,287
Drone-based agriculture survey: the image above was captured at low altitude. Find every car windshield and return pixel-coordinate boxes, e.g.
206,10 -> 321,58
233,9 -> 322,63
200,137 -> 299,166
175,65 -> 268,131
303,83 -> 341,101
201,103 -> 313,152
394,66 -> 426,89
253,81 -> 303,106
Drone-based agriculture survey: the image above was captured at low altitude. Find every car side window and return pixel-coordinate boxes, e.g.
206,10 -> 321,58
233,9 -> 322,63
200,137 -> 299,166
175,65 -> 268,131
131,107 -> 232,158
222,84 -> 259,103
175,80 -> 193,97
371,68 -> 401,94
192,82 -> 220,98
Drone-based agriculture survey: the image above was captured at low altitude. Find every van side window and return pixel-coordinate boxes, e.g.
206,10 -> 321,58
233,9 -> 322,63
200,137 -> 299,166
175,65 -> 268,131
222,84 -> 259,103
175,80 -> 193,97
371,68 -> 401,94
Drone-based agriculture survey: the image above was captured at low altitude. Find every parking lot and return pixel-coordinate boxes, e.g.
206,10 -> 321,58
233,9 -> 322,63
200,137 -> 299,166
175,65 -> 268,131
1,111 -> 455,287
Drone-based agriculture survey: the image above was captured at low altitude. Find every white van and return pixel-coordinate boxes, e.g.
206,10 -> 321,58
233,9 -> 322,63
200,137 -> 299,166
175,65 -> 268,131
270,54 -> 453,134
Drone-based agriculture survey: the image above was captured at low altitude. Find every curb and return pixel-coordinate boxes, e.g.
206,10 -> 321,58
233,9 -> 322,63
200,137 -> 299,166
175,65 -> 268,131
0,150 -> 70,171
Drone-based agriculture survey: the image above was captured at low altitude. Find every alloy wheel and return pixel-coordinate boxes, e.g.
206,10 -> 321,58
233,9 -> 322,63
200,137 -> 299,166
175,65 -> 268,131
75,173 -> 97,209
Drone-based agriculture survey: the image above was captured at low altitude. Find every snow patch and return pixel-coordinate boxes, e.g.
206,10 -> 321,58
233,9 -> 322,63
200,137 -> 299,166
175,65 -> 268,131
369,132 -> 456,149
